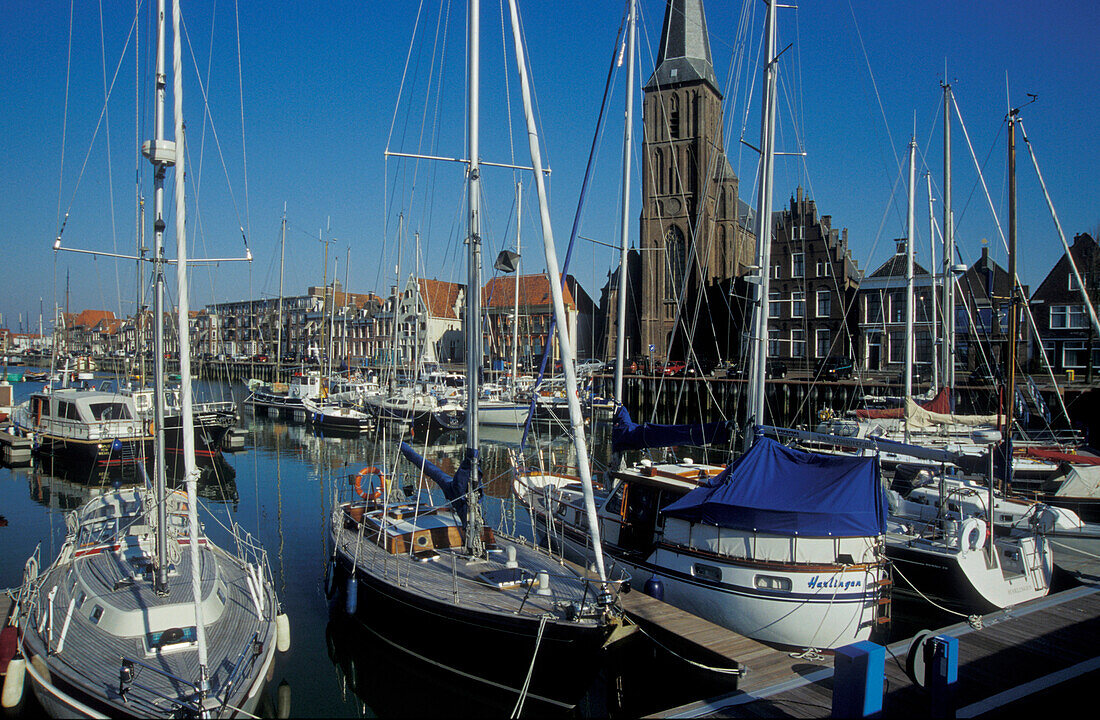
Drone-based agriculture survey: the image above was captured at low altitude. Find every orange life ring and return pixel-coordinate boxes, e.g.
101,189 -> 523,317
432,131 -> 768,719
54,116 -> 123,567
354,466 -> 386,501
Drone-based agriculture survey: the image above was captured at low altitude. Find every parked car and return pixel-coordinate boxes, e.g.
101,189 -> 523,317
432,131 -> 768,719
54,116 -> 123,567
816,356 -> 853,380
765,362 -> 787,379
253,353 -> 269,363
661,361 -> 687,376
574,359 -> 605,375
685,358 -> 716,376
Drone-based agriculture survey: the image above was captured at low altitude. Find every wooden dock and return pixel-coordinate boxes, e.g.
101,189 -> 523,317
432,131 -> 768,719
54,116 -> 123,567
647,585 -> 1100,718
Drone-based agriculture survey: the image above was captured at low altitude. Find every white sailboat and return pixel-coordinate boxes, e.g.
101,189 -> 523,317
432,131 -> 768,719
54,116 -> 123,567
11,2 -> 288,715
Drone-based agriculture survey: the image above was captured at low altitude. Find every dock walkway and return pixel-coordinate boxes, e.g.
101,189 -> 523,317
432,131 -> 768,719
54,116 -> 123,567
650,585 -> 1100,718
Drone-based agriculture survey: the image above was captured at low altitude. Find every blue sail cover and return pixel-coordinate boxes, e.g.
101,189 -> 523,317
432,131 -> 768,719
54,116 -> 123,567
662,437 -> 886,537
612,405 -> 731,453
399,442 -> 474,516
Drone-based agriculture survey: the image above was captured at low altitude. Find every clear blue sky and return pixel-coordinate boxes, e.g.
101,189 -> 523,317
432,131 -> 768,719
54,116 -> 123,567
2,1 -> 1097,333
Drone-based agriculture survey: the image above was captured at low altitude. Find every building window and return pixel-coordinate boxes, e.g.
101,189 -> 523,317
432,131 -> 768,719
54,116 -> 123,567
865,293 -> 883,324
889,292 -> 906,324
888,331 -> 907,364
1069,273 -> 1080,291
1064,341 -> 1088,369
791,329 -> 805,358
768,328 -> 780,358
791,291 -> 805,318
1050,305 -> 1087,330
816,260 -> 828,277
664,225 -> 687,303
769,291 -> 781,319
772,264 -> 782,280
815,328 -> 830,358
816,290 -> 831,318
915,331 -> 933,365
792,253 -> 805,278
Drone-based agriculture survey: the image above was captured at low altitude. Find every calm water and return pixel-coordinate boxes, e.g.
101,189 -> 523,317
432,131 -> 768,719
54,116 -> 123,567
1,373 -> 957,717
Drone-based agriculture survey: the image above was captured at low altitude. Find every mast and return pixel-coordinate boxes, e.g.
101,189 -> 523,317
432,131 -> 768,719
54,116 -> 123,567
344,244 -> 351,369
170,0 -> 210,691
904,137 -> 916,442
275,205 -> 286,377
926,172 -> 939,392
463,0 -> 486,558
941,82 -> 956,394
140,0 -> 171,596
511,182 -> 521,388
744,0 -> 779,451
1003,109 -> 1019,492
507,0 -> 607,584
613,0 -> 636,404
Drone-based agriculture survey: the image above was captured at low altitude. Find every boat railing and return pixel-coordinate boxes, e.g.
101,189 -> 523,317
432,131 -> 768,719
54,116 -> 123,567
117,654 -> 205,715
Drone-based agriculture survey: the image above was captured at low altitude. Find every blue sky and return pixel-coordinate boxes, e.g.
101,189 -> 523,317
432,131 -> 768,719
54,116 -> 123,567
1,1 -> 1097,333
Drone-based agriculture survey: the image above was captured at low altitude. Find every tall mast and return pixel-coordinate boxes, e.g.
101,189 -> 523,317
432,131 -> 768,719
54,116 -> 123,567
344,244 -> 351,369
511,182 -> 522,387
926,172 -> 939,392
463,0 -> 486,558
744,0 -> 779,451
904,137 -> 916,442
613,0 -> 636,404
507,0 -> 607,584
275,204 -> 286,377
941,82 -> 956,393
141,0 -> 171,595
1003,110 -> 1019,492
170,0 -> 210,691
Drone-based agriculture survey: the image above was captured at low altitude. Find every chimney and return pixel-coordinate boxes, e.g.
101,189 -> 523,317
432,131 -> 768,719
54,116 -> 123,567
896,240 -> 906,255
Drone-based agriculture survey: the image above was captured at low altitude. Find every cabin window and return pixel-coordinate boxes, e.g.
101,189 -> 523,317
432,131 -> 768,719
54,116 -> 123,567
90,605 -> 104,625
146,626 -> 197,652
693,563 -> 722,582
88,402 -> 131,421
755,575 -> 792,591
608,484 -> 627,518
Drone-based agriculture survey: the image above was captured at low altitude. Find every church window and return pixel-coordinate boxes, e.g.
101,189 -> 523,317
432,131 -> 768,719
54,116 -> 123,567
669,94 -> 680,139
655,148 -> 664,195
665,226 -> 687,303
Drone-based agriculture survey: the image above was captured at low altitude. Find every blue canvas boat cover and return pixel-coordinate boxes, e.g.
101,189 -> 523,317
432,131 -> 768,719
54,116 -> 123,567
612,405 -> 731,452
662,437 -> 886,537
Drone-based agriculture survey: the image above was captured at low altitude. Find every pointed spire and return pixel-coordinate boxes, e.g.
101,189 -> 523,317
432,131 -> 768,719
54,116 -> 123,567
645,0 -> 720,94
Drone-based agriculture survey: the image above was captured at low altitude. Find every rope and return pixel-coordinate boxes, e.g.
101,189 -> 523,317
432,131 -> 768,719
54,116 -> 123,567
632,623 -> 743,676
890,562 -> 983,629
511,614 -> 549,719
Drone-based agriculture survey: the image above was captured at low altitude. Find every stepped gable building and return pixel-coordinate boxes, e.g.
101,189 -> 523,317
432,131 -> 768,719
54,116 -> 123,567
634,0 -> 754,363
1029,232 -> 1100,376
766,188 -> 860,370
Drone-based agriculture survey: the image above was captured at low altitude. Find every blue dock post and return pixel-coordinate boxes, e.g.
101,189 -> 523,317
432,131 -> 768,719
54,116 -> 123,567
832,640 -> 885,718
926,635 -> 959,718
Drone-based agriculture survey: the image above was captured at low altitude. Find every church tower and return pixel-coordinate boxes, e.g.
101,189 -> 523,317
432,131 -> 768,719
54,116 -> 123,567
637,0 -> 752,362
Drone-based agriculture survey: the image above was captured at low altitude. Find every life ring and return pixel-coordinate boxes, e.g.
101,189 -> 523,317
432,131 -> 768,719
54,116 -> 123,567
354,467 -> 386,501
959,517 -> 987,551
148,421 -> 156,436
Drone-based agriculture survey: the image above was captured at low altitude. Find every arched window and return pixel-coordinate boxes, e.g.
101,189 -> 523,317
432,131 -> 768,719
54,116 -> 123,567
655,148 -> 664,195
665,225 -> 687,303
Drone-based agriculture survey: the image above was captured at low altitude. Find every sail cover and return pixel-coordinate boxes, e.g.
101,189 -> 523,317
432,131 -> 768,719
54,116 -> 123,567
662,437 -> 886,537
855,386 -> 951,418
400,442 -> 473,516
612,405 -> 731,452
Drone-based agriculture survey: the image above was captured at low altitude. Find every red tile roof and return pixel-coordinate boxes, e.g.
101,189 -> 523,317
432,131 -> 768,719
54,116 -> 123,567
482,274 -> 574,310
418,279 -> 463,319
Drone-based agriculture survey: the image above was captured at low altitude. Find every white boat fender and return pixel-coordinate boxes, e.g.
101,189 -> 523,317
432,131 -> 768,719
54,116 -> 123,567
276,679 -> 292,720
505,545 -> 518,569
959,517 -> 987,551
1,656 -> 26,708
276,613 -> 291,653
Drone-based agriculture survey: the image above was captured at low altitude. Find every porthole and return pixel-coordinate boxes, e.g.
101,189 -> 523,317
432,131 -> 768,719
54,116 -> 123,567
754,575 -> 792,591
692,563 -> 721,582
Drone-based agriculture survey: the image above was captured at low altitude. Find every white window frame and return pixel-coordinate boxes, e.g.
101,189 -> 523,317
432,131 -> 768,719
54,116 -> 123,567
816,260 -> 827,278
815,328 -> 830,359
791,252 -> 805,279
791,291 -> 805,318
816,289 -> 831,318
791,328 -> 806,358
768,291 -> 781,319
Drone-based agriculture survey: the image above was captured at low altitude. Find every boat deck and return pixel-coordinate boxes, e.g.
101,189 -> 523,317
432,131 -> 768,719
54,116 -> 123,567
20,542 -> 276,717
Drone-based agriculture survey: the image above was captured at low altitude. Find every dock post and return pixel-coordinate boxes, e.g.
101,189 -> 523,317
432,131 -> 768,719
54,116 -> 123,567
832,640 -> 884,718
927,635 -> 958,718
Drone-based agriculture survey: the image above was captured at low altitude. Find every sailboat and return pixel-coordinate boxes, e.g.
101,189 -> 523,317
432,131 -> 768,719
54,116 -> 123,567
330,0 -> 626,709
11,2 -> 288,715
